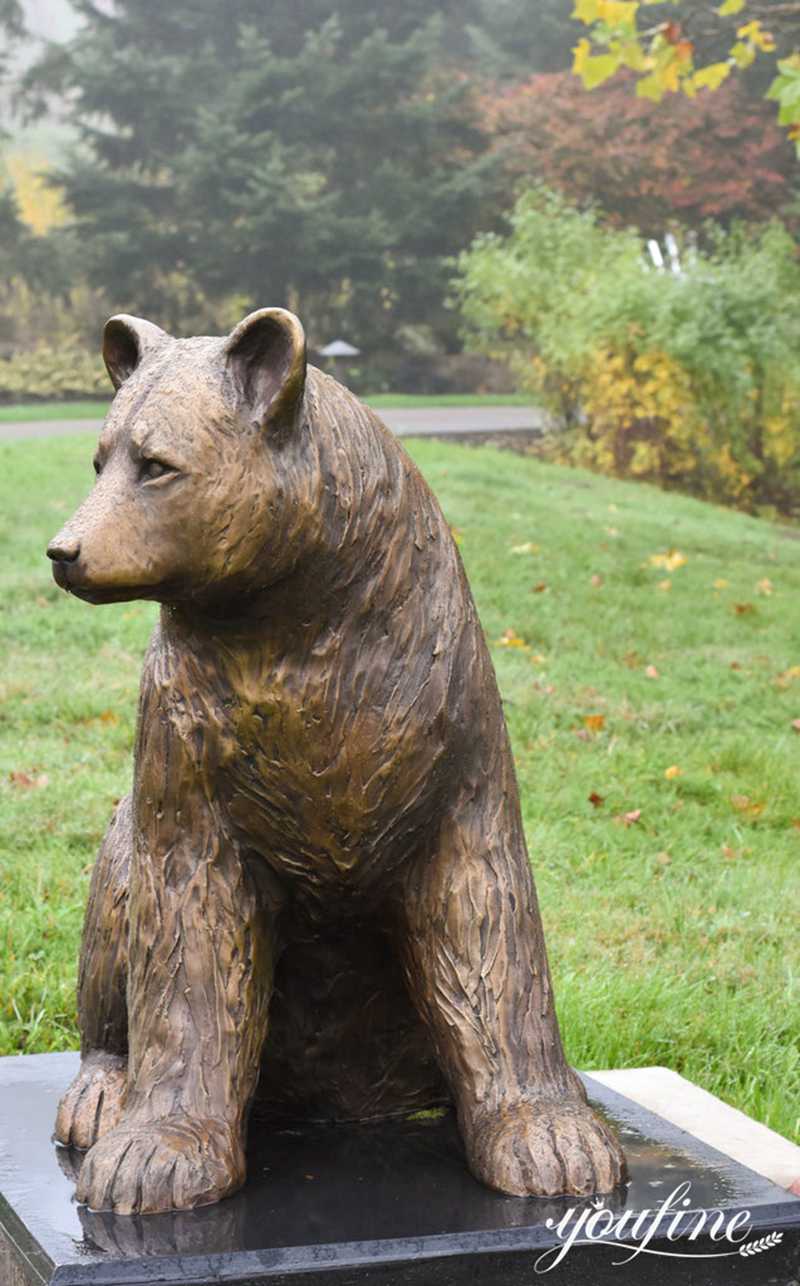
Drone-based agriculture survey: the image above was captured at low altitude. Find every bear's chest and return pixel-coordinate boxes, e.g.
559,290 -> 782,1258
156,658 -> 449,892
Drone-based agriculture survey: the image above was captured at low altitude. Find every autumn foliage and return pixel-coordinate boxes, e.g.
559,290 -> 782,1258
455,189 -> 800,516
481,71 -> 795,235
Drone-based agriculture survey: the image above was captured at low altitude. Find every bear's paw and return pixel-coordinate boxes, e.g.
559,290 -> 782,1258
75,1114 -> 245,1214
55,1053 -> 127,1151
465,1097 -> 627,1198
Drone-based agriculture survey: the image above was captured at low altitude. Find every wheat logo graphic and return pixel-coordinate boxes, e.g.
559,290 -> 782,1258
739,1231 -> 783,1257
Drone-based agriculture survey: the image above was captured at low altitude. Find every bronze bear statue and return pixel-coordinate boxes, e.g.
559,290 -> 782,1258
47,308 -> 626,1215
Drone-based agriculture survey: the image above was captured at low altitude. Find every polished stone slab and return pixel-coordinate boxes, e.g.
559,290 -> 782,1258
1,1052 -> 799,1284
592,1066 -> 800,1193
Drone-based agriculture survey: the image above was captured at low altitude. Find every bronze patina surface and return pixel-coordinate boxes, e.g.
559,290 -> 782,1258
46,308 -> 626,1215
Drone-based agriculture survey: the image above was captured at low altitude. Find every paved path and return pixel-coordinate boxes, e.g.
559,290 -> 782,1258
0,404 -> 545,442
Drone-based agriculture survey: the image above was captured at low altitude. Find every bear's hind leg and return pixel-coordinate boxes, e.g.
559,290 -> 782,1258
55,795 -> 131,1150
401,787 -> 626,1199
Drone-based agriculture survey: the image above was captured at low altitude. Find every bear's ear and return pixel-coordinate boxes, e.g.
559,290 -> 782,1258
224,308 -> 307,434
102,315 -> 170,391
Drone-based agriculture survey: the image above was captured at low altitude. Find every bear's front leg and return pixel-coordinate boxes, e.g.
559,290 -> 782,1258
55,794 -> 131,1150
401,785 -> 626,1199
76,707 -> 283,1214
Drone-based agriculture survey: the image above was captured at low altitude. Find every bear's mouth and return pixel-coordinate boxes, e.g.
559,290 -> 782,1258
50,559 -> 168,605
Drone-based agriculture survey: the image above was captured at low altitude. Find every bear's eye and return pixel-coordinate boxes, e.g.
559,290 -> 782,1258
141,458 -> 174,482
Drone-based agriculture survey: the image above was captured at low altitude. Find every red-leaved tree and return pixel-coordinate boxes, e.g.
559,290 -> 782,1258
482,70 -> 795,236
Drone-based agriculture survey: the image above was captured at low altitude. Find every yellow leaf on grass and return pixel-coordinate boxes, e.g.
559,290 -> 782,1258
510,542 -> 540,555
756,578 -> 774,596
718,0 -> 745,14
583,713 -> 606,732
497,628 -> 528,649
648,549 -> 687,571
713,578 -> 729,589
664,765 -> 682,780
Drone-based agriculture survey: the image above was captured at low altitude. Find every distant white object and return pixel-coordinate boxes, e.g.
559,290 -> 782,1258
664,231 -> 682,276
647,239 -> 665,270
318,339 -> 360,358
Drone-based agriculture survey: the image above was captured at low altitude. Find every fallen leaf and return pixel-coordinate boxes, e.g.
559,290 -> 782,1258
733,602 -> 755,615
713,578 -> 729,590
649,549 -> 687,572
574,728 -> 592,742
510,542 -> 539,555
530,653 -> 547,665
9,771 -> 49,790
588,791 -> 605,807
721,844 -> 738,861
730,795 -> 764,818
590,573 -> 603,588
583,714 -> 606,733
655,851 -> 671,866
99,710 -> 119,725
664,765 -> 682,780
497,628 -> 528,649
531,582 -> 548,594
622,809 -> 641,825
756,577 -> 774,596
792,819 -> 800,830
657,579 -> 672,592
730,661 -> 742,671
645,664 -> 659,679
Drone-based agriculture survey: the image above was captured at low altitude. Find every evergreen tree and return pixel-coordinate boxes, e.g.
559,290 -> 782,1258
23,0 -> 501,354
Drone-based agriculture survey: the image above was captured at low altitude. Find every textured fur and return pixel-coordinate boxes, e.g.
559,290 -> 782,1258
47,309 -> 626,1214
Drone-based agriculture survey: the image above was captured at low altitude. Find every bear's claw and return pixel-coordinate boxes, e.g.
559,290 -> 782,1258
76,1115 -> 245,1214
55,1053 -> 127,1151
465,1097 -> 627,1198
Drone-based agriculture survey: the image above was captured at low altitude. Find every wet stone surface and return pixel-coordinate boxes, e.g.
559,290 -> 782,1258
1,1052 -> 799,1285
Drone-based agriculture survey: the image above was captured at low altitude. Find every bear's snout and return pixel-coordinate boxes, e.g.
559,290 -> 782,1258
47,533 -> 81,564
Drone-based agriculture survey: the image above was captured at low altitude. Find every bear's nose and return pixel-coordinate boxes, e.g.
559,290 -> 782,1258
47,534 -> 81,563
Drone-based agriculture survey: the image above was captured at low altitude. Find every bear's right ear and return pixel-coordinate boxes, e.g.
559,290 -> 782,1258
102,315 -> 170,391
225,308 -> 307,434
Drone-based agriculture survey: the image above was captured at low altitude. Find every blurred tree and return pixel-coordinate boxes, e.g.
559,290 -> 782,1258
482,69 -> 796,236
0,0 -> 24,79
468,0 -> 584,78
570,1 -> 800,155
20,0 -> 502,350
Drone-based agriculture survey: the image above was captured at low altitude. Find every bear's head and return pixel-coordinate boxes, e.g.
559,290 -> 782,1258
47,308 -> 316,609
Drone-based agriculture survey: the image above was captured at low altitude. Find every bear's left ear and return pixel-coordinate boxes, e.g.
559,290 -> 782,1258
103,315 -> 170,391
225,308 -> 307,434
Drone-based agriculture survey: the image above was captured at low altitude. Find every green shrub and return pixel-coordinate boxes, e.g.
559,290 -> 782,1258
0,346 -> 109,402
454,187 -> 800,516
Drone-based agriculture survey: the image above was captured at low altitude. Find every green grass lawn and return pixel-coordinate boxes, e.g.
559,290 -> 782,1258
0,434 -> 797,1144
0,393 -> 532,422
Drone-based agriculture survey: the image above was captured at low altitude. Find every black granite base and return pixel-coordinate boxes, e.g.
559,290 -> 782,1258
1,1053 -> 798,1285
